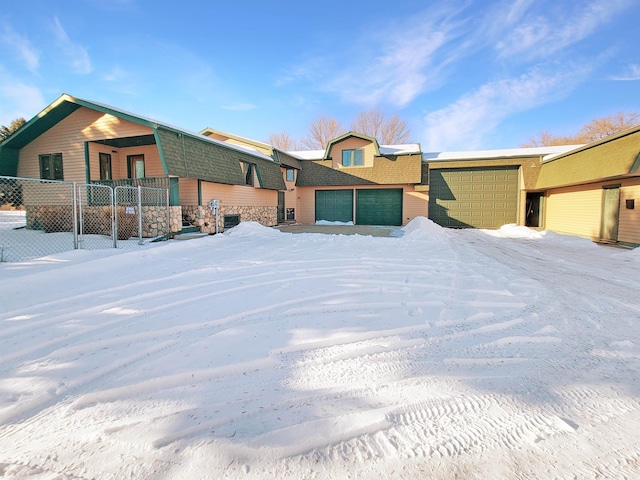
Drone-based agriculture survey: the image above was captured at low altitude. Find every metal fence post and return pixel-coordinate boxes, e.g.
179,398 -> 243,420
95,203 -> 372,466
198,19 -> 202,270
166,188 -> 171,238
137,184 -> 143,245
72,182 -> 79,250
110,186 -> 117,248
76,185 -> 84,249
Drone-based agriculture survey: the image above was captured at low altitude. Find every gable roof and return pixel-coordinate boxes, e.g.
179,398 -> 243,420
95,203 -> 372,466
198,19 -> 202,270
287,135 -> 421,162
323,132 -> 381,159
0,94 -> 285,190
199,127 -> 273,156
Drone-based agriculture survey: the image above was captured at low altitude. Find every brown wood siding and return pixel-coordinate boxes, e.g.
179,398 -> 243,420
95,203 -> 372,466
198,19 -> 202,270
179,178 -> 199,205
200,182 -> 277,207
18,107 -> 154,182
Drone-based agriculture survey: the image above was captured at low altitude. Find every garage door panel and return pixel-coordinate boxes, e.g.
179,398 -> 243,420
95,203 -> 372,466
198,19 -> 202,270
315,190 -> 353,222
356,189 -> 403,226
429,166 -> 519,228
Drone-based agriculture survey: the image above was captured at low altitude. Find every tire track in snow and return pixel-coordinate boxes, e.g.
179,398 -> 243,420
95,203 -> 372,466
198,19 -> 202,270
297,394 -> 575,466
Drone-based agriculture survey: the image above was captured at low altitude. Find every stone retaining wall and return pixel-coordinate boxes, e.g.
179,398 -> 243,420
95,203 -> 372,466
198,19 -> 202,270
182,205 -> 278,234
25,205 -> 182,239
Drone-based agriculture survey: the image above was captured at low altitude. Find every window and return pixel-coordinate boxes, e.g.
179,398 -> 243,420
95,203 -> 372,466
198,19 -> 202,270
99,153 -> 112,180
286,168 -> 295,182
39,153 -> 64,180
341,149 -> 363,167
241,162 -> 254,186
128,154 -> 145,179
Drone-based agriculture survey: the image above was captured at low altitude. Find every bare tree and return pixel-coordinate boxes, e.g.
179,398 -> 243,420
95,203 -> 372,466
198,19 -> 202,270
301,115 -> 346,150
266,131 -> 302,151
577,111 -> 640,142
0,117 -> 26,141
266,109 -> 413,151
521,130 -> 579,147
350,109 -> 411,144
521,112 -> 640,147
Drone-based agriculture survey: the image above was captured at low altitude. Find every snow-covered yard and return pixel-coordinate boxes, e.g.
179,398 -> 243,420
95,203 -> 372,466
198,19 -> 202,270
1,218 -> 639,479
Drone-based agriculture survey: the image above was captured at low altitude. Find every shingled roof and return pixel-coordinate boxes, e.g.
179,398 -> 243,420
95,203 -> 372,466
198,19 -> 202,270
0,94 -> 285,190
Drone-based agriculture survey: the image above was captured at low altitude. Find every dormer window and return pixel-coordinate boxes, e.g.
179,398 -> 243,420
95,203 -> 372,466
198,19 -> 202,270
342,149 -> 363,167
241,161 -> 254,186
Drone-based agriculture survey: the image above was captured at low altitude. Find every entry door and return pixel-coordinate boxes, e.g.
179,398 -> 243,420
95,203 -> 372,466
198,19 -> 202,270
129,154 -> 145,179
277,191 -> 285,223
601,186 -> 620,241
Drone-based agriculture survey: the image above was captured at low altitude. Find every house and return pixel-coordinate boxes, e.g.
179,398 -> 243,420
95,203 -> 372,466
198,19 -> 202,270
288,132 -> 426,226
534,125 -> 640,246
422,145 -> 581,229
199,127 -> 302,223
4,92 -> 637,247
199,130 -> 425,226
0,94 -> 285,234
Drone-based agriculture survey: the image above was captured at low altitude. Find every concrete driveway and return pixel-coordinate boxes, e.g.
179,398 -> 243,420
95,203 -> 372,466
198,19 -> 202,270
274,224 -> 402,237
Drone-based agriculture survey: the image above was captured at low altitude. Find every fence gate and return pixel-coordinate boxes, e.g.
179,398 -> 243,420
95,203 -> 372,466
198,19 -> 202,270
77,183 -> 116,250
114,185 -> 170,247
1,175 -> 170,262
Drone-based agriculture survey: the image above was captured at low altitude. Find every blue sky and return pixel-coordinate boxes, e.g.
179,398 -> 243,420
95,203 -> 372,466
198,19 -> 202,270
1,0 -> 639,151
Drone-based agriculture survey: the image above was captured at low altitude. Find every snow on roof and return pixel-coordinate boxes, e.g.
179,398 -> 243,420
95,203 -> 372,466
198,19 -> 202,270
286,149 -> 325,160
71,95 -> 275,162
379,144 -> 421,155
422,145 -> 584,162
288,143 -> 421,160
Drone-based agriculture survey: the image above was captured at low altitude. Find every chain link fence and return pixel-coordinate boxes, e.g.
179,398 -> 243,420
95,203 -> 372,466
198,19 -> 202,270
0,176 -> 170,262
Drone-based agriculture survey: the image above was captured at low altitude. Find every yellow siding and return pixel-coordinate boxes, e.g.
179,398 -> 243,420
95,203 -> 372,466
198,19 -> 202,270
544,185 -> 603,239
537,130 -> 640,189
544,178 -> 640,244
179,178 -> 199,205
295,185 -> 429,225
618,180 -> 640,245
18,107 -> 155,183
200,182 -> 277,207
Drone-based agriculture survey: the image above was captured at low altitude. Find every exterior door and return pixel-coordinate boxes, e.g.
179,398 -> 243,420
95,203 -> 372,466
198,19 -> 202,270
128,154 -> 145,179
525,192 -> 544,228
601,186 -> 620,241
277,191 -> 285,223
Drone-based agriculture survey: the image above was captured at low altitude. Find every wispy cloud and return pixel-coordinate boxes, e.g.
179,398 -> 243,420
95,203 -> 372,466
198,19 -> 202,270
221,103 -> 257,111
0,22 -> 39,73
51,17 -> 92,74
421,62 -> 597,151
285,4 -> 471,108
0,73 -> 45,125
494,0 -> 633,61
610,64 -> 640,81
